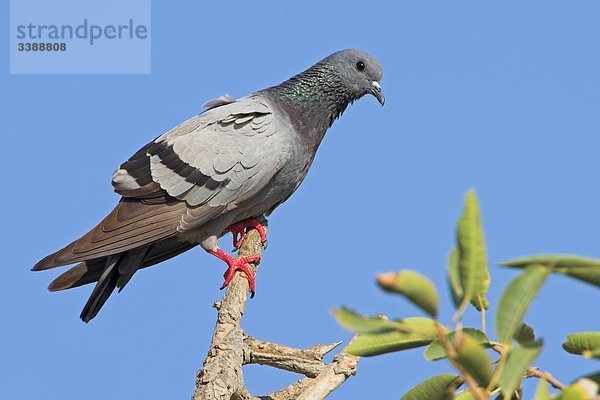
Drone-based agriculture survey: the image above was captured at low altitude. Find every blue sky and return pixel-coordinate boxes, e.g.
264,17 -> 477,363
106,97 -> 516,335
2,1 -> 599,399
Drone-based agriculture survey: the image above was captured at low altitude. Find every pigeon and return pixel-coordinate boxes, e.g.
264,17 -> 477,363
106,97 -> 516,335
33,49 -> 384,322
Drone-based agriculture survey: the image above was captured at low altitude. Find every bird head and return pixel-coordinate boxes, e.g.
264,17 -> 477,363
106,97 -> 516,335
322,49 -> 385,106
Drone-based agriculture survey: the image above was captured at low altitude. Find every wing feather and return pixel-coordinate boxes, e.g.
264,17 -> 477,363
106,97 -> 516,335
33,197 -> 186,270
147,95 -> 285,215
47,238 -> 197,292
38,95 -> 288,273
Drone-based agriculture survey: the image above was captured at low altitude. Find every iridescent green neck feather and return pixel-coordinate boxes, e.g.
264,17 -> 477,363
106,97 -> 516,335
267,63 -> 356,132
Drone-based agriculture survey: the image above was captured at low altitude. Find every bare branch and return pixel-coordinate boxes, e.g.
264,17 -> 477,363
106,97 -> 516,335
197,223 -> 564,400
261,353 -> 359,400
260,380 -> 311,400
295,353 -> 359,400
193,227 -> 358,399
243,336 -> 341,378
194,228 -> 265,400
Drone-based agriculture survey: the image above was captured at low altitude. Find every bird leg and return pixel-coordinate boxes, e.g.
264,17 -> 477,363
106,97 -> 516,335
207,248 -> 260,297
226,218 -> 268,250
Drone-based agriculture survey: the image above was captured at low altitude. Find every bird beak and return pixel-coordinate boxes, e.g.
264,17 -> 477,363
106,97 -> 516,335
371,81 -> 385,106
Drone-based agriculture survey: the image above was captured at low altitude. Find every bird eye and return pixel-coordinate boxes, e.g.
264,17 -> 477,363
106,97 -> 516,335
356,61 -> 365,71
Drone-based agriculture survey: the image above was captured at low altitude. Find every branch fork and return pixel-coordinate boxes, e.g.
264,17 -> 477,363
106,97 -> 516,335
193,227 -> 358,400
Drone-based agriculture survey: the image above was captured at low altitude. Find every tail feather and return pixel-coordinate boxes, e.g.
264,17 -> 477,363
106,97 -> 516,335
80,254 -> 123,323
116,245 -> 152,292
47,238 -> 197,292
42,237 -> 198,322
80,244 -> 156,322
48,259 -> 105,292
31,196 -> 185,272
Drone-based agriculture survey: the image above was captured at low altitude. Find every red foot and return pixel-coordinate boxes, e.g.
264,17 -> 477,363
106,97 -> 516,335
208,248 -> 260,297
226,218 -> 268,250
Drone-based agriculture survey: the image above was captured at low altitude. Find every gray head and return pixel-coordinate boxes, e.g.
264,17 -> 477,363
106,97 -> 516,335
319,49 -> 385,106
268,49 -> 384,132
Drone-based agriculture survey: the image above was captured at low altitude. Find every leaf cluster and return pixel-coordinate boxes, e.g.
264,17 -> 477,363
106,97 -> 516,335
334,190 -> 600,400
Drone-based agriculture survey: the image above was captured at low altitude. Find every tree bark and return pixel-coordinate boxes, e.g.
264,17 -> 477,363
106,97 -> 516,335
193,227 -> 358,400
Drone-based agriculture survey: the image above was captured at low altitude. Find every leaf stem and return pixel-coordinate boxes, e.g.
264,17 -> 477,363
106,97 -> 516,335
452,298 -> 470,325
478,295 -> 487,335
435,325 -> 488,400
486,345 -> 507,393
525,367 -> 565,390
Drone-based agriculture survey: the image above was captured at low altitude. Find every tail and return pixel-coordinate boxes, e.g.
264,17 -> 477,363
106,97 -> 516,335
32,189 -> 192,322
37,237 -> 196,323
79,246 -> 149,323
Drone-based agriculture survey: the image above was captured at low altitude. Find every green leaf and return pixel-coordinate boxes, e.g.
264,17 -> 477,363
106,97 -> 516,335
496,265 -> 550,344
456,190 -> 490,311
455,388 -> 488,400
344,317 -> 441,357
563,332 -> 600,359
424,328 -> 488,361
499,340 -> 543,399
513,323 -> 536,346
564,269 -> 600,288
377,270 -> 440,317
399,373 -> 460,400
333,307 -> 396,334
533,379 -> 550,400
453,332 -> 493,387
447,247 -> 464,308
454,391 -> 477,400
556,380 -> 598,400
500,254 -> 600,288
394,317 -> 444,335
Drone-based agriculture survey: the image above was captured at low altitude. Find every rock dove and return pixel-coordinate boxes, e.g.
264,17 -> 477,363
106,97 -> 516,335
33,49 -> 384,322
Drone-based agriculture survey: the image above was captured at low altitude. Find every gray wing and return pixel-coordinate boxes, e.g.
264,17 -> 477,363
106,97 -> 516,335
112,95 -> 286,232
34,95 -> 287,322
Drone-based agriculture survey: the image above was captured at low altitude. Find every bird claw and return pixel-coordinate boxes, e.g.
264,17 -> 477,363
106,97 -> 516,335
227,218 -> 268,250
231,231 -> 247,251
215,252 -> 260,294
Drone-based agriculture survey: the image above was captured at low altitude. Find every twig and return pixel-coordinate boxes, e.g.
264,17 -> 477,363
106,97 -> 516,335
452,298 -> 469,324
489,343 -> 564,391
488,341 -> 505,354
260,380 -> 311,400
258,353 -> 358,400
244,336 -> 341,378
526,367 -> 566,390
486,345 -> 506,393
435,325 -> 488,400
295,353 -> 359,400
